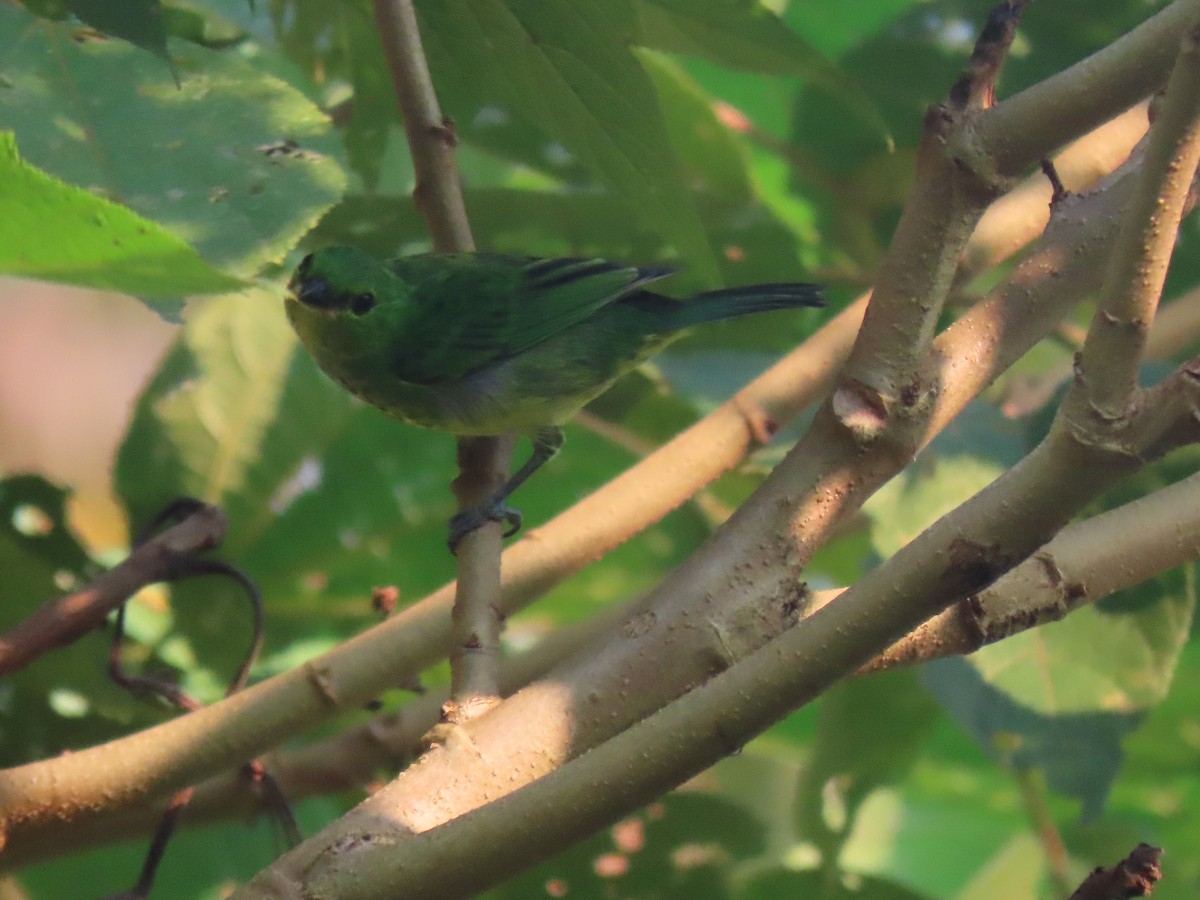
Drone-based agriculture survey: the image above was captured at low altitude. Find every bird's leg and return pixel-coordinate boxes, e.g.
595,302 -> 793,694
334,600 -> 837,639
447,426 -> 565,553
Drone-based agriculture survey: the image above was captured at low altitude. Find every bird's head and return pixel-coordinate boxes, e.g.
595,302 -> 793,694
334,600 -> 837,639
285,246 -> 411,384
287,245 -> 399,318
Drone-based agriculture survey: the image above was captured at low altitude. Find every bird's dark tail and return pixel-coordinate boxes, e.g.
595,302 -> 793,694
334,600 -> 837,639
668,282 -> 825,329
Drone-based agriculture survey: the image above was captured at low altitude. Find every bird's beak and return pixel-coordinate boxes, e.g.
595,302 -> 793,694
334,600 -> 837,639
289,274 -> 334,309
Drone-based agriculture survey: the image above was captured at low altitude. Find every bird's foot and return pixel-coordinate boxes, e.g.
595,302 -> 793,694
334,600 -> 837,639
447,497 -> 522,554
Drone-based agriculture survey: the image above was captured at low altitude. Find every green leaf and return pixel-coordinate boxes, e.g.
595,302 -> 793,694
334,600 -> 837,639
637,51 -> 752,201
864,452 -> 1006,559
0,132 -> 242,301
115,289 -> 356,681
336,4 -> 394,191
161,1 -> 247,50
967,566 -> 1195,716
312,189 -> 669,261
868,437 -> 1194,719
923,658 -> 1137,820
795,670 -> 940,853
866,444 -> 1195,819
784,0 -> 926,58
418,0 -> 719,280
740,868 -> 932,899
0,5 -> 347,282
633,0 -> 888,145
954,833 -> 1048,900
64,0 -> 173,70
17,793 -> 347,898
115,289 -> 319,553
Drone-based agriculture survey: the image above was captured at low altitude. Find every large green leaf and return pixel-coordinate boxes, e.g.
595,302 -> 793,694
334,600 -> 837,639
866,440 -> 1194,818
64,0 -> 172,66
0,132 -> 241,301
115,289 -> 337,555
795,671 -> 940,853
924,658 -> 1139,820
418,0 -> 718,280
0,5 -> 346,285
633,0 -> 887,142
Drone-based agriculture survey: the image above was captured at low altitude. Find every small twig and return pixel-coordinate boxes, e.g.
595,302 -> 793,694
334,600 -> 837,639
948,0 -> 1029,111
444,436 -> 512,720
1013,767 -> 1073,898
1069,844 -> 1163,899
1040,157 -> 1069,204
0,501 -> 226,676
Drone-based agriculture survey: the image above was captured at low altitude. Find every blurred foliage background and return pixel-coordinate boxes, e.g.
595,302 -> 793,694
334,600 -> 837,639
1,0 -> 1199,897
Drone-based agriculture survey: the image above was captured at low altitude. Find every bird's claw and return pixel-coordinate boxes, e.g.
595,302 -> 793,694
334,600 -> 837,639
447,498 -> 523,554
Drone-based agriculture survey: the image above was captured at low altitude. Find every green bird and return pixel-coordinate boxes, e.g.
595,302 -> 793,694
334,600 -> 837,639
286,246 -> 823,551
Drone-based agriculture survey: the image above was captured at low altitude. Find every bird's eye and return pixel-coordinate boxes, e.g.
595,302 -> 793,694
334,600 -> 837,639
351,291 -> 376,316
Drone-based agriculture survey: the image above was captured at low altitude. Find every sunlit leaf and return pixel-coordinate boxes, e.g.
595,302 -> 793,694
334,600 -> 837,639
418,0 -> 719,280
0,5 -> 347,282
0,132 -> 242,302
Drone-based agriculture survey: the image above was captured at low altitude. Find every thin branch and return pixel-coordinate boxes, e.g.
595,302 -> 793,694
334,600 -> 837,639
866,468 -> 1200,668
0,503 -> 226,676
4,604 -> 631,868
371,0 -> 471,253
444,435 -> 511,720
1071,17 -> 1200,419
372,0 -> 507,721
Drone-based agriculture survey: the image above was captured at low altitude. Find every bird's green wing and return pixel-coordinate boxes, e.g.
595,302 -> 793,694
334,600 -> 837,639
385,253 -> 674,384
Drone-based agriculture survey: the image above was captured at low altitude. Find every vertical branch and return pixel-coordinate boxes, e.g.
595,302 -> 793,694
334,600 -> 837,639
372,0 -> 472,254
372,0 -> 507,716
834,1 -> 1027,447
1070,14 -> 1200,420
